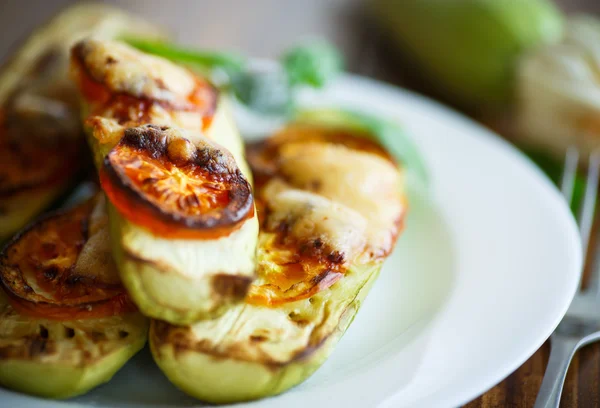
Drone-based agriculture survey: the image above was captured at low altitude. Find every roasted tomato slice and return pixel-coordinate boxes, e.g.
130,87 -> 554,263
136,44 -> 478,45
100,125 -> 254,239
0,106 -> 81,198
0,195 -> 136,320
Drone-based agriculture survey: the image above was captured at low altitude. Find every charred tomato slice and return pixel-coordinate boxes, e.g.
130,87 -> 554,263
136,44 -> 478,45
100,125 -> 254,239
0,195 -> 136,320
0,104 -> 81,199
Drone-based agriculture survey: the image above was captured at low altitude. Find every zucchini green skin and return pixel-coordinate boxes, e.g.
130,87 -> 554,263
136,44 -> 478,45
370,0 -> 563,107
150,263 -> 380,403
0,272 -> 148,399
0,330 -> 146,399
84,98 -> 257,325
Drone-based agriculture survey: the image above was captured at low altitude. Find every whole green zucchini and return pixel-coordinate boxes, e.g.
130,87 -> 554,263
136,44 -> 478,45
371,0 -> 563,107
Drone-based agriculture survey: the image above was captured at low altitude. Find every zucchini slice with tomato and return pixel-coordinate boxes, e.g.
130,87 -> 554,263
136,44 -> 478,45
0,3 -> 163,242
0,194 -> 147,399
150,114 -> 407,403
71,39 -> 258,324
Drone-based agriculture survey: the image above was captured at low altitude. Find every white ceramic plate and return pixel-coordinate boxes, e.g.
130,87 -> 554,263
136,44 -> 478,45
2,74 -> 581,408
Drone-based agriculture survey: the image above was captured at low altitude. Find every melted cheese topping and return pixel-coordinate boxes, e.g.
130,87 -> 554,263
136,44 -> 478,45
76,40 -> 248,176
151,126 -> 406,386
0,3 -> 162,104
75,40 -> 197,104
263,180 -> 367,264
241,129 -> 405,306
271,141 -> 404,261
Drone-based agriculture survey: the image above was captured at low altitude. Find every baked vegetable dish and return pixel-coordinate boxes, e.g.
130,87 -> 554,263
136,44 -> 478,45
0,3 -> 412,404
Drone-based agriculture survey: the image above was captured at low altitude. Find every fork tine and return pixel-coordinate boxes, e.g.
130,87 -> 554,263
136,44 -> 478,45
577,150 -> 600,263
587,231 -> 600,296
561,147 -> 579,202
582,150 -> 600,294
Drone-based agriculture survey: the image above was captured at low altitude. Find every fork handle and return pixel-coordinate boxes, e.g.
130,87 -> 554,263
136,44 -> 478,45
534,334 -> 580,408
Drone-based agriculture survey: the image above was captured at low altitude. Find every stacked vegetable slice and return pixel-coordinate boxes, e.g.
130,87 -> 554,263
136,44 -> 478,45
0,3 -> 162,242
70,39 -> 258,324
0,5 -> 409,404
0,194 -> 148,398
0,4 -> 163,398
67,37 -> 406,403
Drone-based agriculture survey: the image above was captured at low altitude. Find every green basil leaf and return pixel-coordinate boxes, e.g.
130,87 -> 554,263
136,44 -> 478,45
124,38 -> 246,75
230,69 -> 295,116
282,41 -> 343,88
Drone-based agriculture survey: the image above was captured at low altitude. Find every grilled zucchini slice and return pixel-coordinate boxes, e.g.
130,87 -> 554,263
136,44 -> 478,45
0,3 -> 163,242
0,194 -> 148,399
71,40 -> 258,324
150,118 -> 406,403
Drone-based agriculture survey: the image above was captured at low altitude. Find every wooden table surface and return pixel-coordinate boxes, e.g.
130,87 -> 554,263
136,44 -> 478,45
1,1 -> 600,407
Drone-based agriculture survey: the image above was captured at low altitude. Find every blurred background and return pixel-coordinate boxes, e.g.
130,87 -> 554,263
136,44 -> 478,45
1,0 -> 363,61
1,0 -> 599,111
3,0 -> 600,132
1,0 -> 599,74
1,0 -> 598,59
3,0 -> 600,406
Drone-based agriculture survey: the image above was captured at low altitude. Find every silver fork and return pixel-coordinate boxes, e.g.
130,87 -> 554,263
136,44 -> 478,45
534,147 -> 600,408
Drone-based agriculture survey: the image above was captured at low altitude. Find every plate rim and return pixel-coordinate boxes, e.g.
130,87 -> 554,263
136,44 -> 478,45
0,71 -> 582,408
337,74 -> 582,407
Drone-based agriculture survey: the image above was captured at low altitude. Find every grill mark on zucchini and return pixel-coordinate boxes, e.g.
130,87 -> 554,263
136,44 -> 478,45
0,302 -> 146,365
122,248 -> 252,311
151,300 -> 337,371
151,287 -> 343,370
211,274 -> 253,299
0,331 -> 56,360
